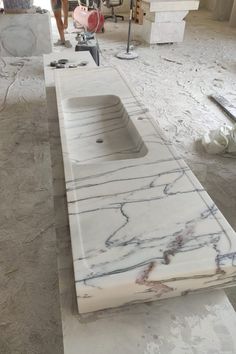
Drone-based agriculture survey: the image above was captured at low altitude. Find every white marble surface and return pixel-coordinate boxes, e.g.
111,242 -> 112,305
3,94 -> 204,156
54,66 -> 236,314
44,52 -> 97,89
43,52 -> 236,354
0,13 -> 52,57
144,0 -> 199,13
144,10 -> 188,22
142,19 -> 186,44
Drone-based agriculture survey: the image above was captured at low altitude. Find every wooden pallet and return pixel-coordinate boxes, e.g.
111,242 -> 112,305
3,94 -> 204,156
132,0 -> 143,25
136,0 -> 143,24
132,2 -> 137,21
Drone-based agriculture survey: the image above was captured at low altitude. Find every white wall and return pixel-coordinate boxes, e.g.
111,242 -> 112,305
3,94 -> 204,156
34,0 -> 51,10
33,0 -> 129,15
200,0 -> 234,20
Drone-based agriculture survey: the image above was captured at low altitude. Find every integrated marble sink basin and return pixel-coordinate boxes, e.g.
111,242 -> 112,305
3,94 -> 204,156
55,67 -> 236,314
61,95 -> 147,163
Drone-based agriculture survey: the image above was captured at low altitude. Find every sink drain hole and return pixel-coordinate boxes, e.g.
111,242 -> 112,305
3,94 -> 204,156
96,138 -> 103,143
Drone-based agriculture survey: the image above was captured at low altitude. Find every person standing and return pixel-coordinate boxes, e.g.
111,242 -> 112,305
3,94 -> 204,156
51,0 -> 72,48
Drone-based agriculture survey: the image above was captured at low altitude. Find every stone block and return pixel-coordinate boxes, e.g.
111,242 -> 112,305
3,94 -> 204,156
143,8 -> 188,22
142,19 -> 186,43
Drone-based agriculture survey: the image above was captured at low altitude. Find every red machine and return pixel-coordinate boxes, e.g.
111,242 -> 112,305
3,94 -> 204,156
73,2 -> 104,33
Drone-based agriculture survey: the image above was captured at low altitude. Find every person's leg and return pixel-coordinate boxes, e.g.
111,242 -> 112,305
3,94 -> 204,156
54,10 -> 66,43
61,0 -> 69,30
51,0 -> 65,43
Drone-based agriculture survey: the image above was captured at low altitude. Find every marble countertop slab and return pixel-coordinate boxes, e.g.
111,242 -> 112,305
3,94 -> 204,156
54,66 -> 236,314
44,52 -> 97,89
45,64 -> 236,354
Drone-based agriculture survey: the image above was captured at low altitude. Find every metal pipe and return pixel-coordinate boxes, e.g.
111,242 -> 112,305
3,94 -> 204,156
126,0 -> 133,53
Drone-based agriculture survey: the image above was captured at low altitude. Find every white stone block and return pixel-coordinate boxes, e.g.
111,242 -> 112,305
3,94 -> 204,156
142,19 -> 186,44
142,8 -> 188,23
154,10 -> 188,21
142,0 -> 199,13
0,13 -> 52,57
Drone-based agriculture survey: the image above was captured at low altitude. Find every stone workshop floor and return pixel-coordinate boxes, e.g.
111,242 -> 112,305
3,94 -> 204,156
0,8 -> 236,354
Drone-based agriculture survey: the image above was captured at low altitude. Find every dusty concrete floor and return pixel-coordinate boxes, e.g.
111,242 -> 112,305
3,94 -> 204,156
0,9 -> 236,354
0,58 -> 64,353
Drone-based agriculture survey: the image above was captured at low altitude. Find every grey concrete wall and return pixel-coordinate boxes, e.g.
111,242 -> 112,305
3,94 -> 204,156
230,0 -> 236,25
200,0 -> 234,21
200,0 -> 216,10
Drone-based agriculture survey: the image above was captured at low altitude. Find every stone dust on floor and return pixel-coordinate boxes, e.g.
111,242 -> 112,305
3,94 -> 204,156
0,58 -> 63,354
54,9 -> 236,307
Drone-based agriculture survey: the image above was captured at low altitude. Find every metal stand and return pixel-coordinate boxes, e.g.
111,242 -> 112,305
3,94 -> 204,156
105,7 -> 124,22
116,0 -> 138,60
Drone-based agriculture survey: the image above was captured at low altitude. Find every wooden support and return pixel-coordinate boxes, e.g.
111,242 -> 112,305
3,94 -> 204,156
133,0 -> 144,24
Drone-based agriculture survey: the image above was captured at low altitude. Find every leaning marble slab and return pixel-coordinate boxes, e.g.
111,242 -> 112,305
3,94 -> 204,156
0,13 -> 52,56
55,67 -> 236,314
